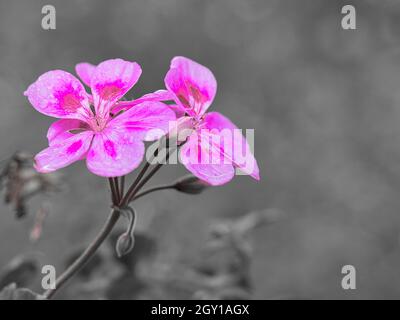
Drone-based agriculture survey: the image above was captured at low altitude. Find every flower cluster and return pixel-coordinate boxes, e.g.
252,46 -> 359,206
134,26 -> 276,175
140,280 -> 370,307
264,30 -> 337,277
25,57 -> 259,186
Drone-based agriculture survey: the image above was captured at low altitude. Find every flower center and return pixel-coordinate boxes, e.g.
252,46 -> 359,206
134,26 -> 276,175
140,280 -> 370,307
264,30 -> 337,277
88,115 -> 108,132
193,115 -> 205,130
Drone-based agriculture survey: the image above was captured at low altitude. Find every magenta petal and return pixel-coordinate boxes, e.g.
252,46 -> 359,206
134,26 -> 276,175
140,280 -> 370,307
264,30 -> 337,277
168,104 -> 186,118
34,131 -> 93,173
165,56 -> 217,117
179,133 -> 235,186
168,116 -> 195,143
109,101 -> 176,142
47,119 -> 89,146
91,59 -> 142,117
75,62 -> 96,87
112,89 -> 175,114
203,112 -> 260,180
24,70 -> 91,119
133,89 -> 175,104
86,128 -> 145,177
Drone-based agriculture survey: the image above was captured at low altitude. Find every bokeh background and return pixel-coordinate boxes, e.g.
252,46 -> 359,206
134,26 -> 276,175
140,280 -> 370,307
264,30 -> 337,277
1,0 -> 400,299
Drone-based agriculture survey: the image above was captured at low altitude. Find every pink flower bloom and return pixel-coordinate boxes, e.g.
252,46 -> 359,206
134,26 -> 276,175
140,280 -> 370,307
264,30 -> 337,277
163,56 -> 260,186
25,59 -> 176,177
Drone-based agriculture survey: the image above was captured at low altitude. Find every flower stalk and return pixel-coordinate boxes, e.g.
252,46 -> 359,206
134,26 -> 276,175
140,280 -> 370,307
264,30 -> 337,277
42,154 -> 167,299
42,208 -> 120,299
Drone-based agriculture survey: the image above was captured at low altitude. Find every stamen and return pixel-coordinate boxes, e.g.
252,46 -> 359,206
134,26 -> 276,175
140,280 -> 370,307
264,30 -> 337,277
90,105 -> 96,116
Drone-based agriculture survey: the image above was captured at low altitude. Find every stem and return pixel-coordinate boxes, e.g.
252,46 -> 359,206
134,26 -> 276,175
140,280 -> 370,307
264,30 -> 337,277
132,184 -> 175,201
108,178 -> 118,205
120,161 -> 151,205
127,163 -> 166,204
42,145 -> 175,299
120,147 -> 161,206
113,177 -> 120,203
42,209 -> 121,299
119,176 -> 125,199
126,146 -> 173,204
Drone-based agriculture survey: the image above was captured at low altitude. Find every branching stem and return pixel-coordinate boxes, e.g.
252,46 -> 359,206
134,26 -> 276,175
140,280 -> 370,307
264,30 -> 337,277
42,147 -> 172,299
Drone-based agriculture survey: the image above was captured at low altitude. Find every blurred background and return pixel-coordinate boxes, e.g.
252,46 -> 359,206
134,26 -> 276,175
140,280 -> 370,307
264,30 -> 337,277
1,0 -> 400,299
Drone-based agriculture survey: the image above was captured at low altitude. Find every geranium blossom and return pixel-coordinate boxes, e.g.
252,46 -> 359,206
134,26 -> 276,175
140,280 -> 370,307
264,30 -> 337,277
25,59 -> 176,177
152,56 -> 260,186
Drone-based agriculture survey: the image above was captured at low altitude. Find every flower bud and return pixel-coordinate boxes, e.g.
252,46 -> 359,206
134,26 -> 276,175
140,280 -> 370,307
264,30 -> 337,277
116,232 -> 135,258
174,175 -> 209,195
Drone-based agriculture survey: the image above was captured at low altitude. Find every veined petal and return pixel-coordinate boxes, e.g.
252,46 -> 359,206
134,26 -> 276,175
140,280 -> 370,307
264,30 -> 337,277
165,56 -> 217,117
91,59 -> 142,117
47,119 -> 89,146
179,132 -> 235,186
34,131 -> 93,173
168,104 -> 186,118
75,62 -> 96,87
111,89 -> 175,114
203,112 -> 260,180
168,116 -> 195,144
86,128 -> 145,177
24,70 -> 91,120
109,101 -> 176,142
133,89 -> 175,104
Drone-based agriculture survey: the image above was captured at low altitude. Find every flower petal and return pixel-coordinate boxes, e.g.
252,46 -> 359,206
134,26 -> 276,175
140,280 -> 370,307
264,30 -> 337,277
168,104 -> 186,118
168,116 -> 195,143
109,101 -> 176,142
86,128 -> 145,177
91,59 -> 142,117
133,89 -> 175,104
165,56 -> 217,117
111,89 -> 175,114
203,112 -> 260,180
24,70 -> 91,119
75,62 -> 96,87
47,119 -> 89,146
179,132 -> 235,186
34,131 -> 93,173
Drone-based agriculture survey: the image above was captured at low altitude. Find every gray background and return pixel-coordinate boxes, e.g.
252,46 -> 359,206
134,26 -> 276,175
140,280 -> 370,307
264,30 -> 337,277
1,0 -> 400,299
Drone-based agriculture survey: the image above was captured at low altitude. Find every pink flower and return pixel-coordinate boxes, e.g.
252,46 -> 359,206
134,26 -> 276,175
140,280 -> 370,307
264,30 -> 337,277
24,59 -> 176,177
162,56 -> 260,186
